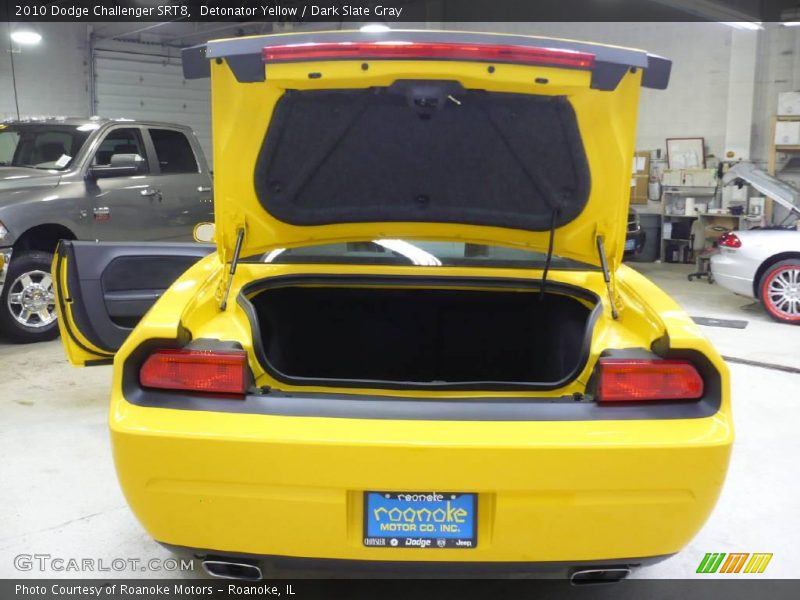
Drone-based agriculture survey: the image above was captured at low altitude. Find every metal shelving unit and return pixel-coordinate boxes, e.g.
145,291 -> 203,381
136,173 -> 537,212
660,185 -> 717,263
767,115 -> 800,224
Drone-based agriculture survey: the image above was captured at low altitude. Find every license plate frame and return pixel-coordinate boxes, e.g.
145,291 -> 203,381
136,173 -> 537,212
363,491 -> 477,549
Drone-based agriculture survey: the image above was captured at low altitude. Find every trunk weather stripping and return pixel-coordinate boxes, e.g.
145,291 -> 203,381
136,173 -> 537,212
235,274 -> 602,393
596,235 -> 619,320
220,228 -> 245,311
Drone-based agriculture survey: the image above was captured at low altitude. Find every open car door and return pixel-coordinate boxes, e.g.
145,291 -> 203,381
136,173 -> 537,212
53,241 -> 214,366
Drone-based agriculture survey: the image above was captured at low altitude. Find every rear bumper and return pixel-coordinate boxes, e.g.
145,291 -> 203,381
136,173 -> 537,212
710,252 -> 755,298
111,393 -> 733,564
161,541 -> 674,576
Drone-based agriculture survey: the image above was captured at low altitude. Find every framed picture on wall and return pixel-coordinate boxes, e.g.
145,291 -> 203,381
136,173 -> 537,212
666,137 -> 705,170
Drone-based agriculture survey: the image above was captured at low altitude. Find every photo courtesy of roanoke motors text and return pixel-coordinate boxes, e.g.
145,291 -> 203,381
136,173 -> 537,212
1,0 -> 800,599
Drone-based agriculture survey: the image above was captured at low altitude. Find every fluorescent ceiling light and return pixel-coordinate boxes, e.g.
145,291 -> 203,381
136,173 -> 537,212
781,7 -> 800,24
722,21 -> 763,30
360,24 -> 391,33
651,1 -> 763,28
11,30 -> 42,45
264,248 -> 286,263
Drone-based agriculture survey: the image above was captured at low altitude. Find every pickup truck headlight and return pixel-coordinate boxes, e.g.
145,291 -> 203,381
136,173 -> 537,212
0,221 -> 8,241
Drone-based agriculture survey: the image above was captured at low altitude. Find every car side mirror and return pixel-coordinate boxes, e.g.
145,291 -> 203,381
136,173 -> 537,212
88,153 -> 144,179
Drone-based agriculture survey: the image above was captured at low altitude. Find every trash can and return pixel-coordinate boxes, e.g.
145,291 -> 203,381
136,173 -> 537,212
631,213 -> 661,263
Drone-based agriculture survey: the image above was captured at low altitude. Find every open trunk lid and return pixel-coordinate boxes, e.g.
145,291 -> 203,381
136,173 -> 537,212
184,30 -> 671,270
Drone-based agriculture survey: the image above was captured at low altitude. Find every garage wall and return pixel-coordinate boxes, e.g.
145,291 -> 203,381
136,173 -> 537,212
454,22 -> 737,160
0,23 -> 90,120
752,24 -> 800,160
0,29 -> 213,166
2,22 -> 798,170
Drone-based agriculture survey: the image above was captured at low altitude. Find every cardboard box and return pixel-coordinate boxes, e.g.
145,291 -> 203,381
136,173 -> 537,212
775,120 -> 800,146
778,91 -> 800,116
630,174 -> 650,204
633,151 -> 651,175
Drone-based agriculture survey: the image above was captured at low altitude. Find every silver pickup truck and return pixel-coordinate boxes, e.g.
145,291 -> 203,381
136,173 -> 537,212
0,118 -> 213,343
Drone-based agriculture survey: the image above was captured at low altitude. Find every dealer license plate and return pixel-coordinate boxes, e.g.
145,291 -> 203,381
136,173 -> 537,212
363,491 -> 477,549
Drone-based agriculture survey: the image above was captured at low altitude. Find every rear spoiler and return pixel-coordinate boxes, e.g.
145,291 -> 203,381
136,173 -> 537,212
182,30 -> 671,91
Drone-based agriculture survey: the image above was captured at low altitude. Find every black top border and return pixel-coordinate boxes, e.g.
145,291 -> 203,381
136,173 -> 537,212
2,0 -> 797,22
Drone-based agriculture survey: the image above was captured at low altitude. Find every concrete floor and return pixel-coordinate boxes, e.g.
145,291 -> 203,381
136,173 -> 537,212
632,262 -> 800,372
0,262 -> 797,579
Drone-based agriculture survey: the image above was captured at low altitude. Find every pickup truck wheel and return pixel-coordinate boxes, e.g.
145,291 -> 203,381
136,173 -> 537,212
760,259 -> 800,325
0,251 -> 60,343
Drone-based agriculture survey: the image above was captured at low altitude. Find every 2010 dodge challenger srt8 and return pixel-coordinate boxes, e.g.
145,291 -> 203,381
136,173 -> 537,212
52,30 -> 732,579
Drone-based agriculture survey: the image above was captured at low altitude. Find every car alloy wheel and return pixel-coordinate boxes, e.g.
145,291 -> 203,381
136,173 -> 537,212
6,269 -> 57,328
761,263 -> 800,323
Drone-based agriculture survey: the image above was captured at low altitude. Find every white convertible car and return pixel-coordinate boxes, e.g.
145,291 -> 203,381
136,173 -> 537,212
711,163 -> 800,324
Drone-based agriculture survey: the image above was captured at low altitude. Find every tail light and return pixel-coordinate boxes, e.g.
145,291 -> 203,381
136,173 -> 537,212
140,349 -> 248,396
262,42 -> 595,69
597,358 -> 704,403
718,232 -> 742,248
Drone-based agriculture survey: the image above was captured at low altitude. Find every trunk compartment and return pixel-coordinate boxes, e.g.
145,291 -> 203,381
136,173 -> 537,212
244,278 -> 600,391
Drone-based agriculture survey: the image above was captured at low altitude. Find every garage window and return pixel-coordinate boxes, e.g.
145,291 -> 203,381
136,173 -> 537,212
93,128 -> 149,172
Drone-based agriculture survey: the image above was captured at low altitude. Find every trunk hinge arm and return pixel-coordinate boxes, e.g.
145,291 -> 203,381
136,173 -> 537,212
596,234 -> 619,320
218,227 -> 245,311
539,208 -> 559,302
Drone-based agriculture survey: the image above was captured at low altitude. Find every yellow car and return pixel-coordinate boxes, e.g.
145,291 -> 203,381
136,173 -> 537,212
53,30 -> 732,581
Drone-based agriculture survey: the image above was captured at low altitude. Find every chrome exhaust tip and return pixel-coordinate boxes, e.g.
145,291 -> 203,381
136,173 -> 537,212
569,567 -> 631,585
202,559 -> 262,581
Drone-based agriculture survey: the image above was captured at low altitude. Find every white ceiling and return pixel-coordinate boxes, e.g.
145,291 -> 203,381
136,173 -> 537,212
90,21 -> 283,47
76,0 -> 791,48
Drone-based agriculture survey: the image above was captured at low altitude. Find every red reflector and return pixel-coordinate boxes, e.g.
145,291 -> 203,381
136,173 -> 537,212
718,232 -> 742,248
597,358 -> 704,402
262,41 -> 595,69
140,349 -> 247,396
